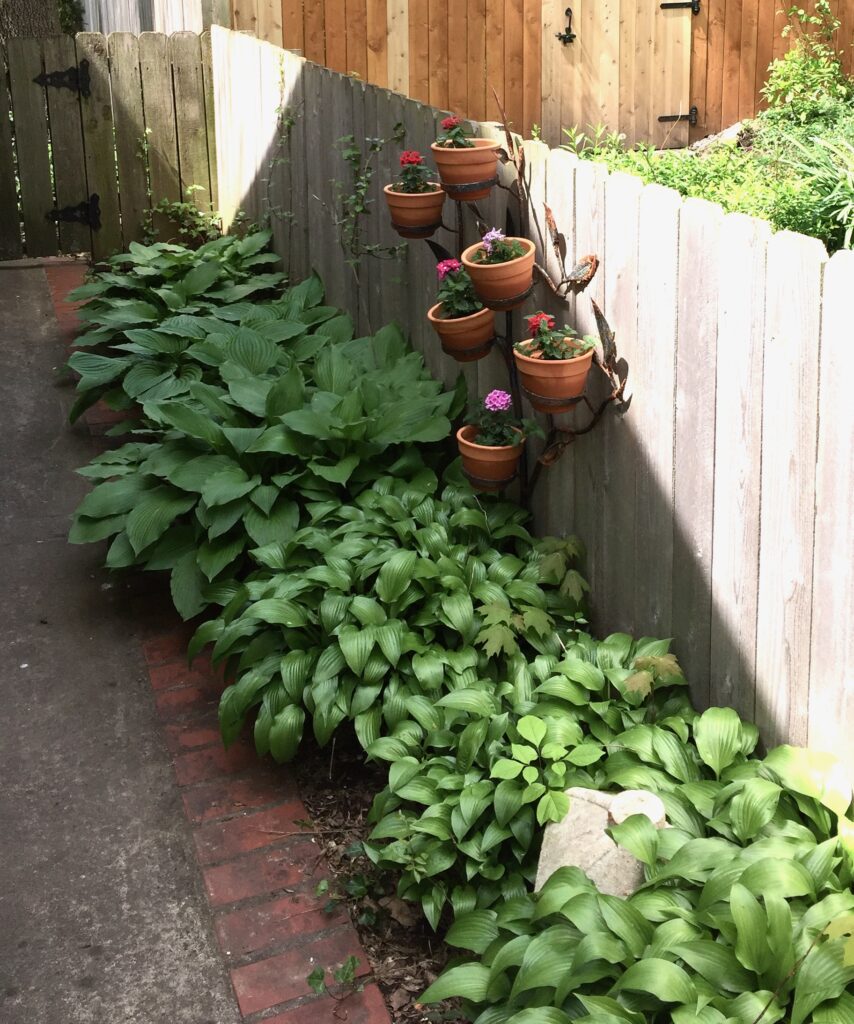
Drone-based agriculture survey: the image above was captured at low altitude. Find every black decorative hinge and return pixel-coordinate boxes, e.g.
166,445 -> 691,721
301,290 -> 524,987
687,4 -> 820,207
33,59 -> 91,98
660,1 -> 701,12
46,193 -> 101,230
556,7 -> 576,44
658,106 -> 699,126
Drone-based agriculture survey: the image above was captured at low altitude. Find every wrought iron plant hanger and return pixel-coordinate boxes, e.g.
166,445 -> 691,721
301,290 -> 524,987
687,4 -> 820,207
426,96 -> 630,505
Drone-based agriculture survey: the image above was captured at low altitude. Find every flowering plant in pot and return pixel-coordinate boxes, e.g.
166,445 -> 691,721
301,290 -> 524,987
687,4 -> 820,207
431,115 -> 500,202
461,228 -> 536,310
457,389 -> 541,491
426,258 -> 495,363
384,150 -> 445,238
513,311 -> 598,413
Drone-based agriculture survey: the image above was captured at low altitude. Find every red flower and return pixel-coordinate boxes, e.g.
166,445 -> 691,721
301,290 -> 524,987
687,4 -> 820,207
399,150 -> 424,166
441,115 -> 462,131
527,312 -> 556,337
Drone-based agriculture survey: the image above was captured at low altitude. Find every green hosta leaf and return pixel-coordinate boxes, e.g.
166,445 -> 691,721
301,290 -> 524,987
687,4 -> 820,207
350,596 -> 386,626
181,259 -> 222,296
609,813 -> 660,866
126,487 -> 195,554
310,455 -> 360,484
75,476 -> 149,518
375,550 -> 417,603
763,746 -> 853,818
167,454 -> 235,492
671,939 -> 754,993
436,689 -> 495,717
280,650 -> 315,701
694,706 -> 744,777
611,958 -> 696,1003
445,911 -> 500,954
421,964 -> 492,1004
244,598 -> 309,627
147,402 -> 225,447
197,534 -> 245,581
338,627 -> 376,676
730,882 -> 773,974
200,464 -> 258,508
494,780 -> 525,827
729,777 -> 782,842
170,549 -> 207,620
244,499 -> 299,547
374,621 -> 403,666
68,351 -> 130,390
791,939 -> 854,1024
269,704 -> 305,762
441,591 -> 475,638
227,327 -> 280,373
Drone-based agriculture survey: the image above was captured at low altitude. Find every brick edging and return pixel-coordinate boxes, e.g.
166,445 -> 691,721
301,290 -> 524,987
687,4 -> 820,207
45,264 -> 392,1024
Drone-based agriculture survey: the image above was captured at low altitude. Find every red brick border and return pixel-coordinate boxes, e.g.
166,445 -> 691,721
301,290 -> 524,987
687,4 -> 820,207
46,263 -> 392,1024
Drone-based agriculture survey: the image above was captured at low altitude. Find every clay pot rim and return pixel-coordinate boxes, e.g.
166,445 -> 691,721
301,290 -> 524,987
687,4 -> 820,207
460,237 -> 536,270
457,424 -> 524,451
427,301 -> 490,324
513,341 -> 595,365
383,182 -> 445,196
430,139 -> 501,153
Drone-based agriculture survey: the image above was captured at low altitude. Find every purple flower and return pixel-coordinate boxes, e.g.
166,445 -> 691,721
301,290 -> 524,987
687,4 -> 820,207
484,389 -> 513,412
481,227 -> 505,253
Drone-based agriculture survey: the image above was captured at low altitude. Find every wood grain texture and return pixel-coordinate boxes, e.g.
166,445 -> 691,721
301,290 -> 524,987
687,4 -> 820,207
365,0 -> 387,86
257,0 -> 284,46
407,0 -> 429,101
43,34 -> 91,254
139,32 -> 180,242
303,0 -> 326,63
709,213 -> 769,725
106,33 -> 148,248
809,249 -> 854,778
325,0 -> 347,72
170,33 -> 213,206
466,0 -> 487,121
6,38 -> 57,257
282,0 -> 305,52
0,45 -> 22,258
345,0 -> 368,78
428,0 -> 449,110
76,33 -> 123,258
503,0 -> 524,133
755,231 -> 825,749
522,0 -> 541,135
671,198 -> 724,708
200,31 -> 220,212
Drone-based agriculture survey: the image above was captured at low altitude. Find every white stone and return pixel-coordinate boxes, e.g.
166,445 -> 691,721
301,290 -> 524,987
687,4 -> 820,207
534,788 -> 667,898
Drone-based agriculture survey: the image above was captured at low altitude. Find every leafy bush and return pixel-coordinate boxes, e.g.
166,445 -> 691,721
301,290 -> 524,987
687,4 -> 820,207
67,230 -> 285,419
421,703 -> 854,1023
195,472 -> 588,773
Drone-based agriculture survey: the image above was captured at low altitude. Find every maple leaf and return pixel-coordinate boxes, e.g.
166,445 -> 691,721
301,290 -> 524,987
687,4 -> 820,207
560,569 -> 590,603
478,601 -> 512,626
476,624 -> 519,658
625,670 -> 654,698
522,606 -> 553,637
634,653 -> 684,682
538,550 -> 566,584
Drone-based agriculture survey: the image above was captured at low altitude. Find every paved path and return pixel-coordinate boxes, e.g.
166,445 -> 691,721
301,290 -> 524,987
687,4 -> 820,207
0,264 -> 391,1024
0,266 -> 241,1024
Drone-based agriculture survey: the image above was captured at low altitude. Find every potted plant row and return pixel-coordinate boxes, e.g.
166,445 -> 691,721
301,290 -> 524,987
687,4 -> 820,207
457,389 -> 541,491
431,116 -> 500,202
462,228 -> 536,310
427,258 -> 495,362
513,312 -> 597,413
383,150 -> 445,239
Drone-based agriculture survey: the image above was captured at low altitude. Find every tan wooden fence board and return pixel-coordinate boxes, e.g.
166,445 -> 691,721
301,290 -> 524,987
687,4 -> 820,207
7,38 -> 57,257
108,33 -> 149,248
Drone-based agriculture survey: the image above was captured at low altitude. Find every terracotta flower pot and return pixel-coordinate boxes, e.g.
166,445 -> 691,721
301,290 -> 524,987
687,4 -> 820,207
427,303 -> 495,362
430,139 -> 500,202
384,184 -> 446,238
456,425 -> 524,491
513,343 -> 595,413
461,238 -> 536,311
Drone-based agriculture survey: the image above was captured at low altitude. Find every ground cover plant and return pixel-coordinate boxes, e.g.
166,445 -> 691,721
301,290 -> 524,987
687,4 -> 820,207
67,236 -> 854,1024
565,2 -> 854,252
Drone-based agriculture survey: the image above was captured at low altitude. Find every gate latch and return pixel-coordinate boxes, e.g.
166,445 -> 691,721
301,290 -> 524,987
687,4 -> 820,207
658,106 -> 699,127
33,59 -> 91,98
46,194 -> 101,230
660,1 -> 701,12
555,7 -> 576,44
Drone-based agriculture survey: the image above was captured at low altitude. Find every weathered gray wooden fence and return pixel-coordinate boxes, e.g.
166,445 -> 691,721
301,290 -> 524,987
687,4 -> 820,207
0,31 -> 218,260
80,1 -> 229,34
218,28 -> 853,775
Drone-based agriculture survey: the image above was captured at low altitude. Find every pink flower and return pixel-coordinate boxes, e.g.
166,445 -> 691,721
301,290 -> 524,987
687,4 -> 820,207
441,115 -> 462,131
484,389 -> 513,412
400,150 -> 423,166
436,258 -> 462,280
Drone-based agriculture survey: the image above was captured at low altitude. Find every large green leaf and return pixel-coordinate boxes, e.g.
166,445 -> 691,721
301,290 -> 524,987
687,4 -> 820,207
611,958 -> 696,1004
268,704 -> 306,762
729,778 -> 782,842
730,882 -> 772,974
694,707 -> 744,777
375,550 -> 417,603
125,487 -> 195,554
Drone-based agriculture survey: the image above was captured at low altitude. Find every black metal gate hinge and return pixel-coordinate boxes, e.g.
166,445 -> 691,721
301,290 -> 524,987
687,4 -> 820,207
658,106 -> 699,127
46,194 -> 101,230
33,59 -> 90,98
660,1 -> 701,12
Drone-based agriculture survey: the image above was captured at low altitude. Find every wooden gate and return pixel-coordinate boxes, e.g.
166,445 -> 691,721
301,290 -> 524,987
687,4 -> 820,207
0,31 -> 218,262
540,0 -> 693,148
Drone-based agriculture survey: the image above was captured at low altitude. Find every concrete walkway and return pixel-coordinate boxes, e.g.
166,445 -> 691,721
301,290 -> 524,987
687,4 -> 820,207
0,267 -> 241,1024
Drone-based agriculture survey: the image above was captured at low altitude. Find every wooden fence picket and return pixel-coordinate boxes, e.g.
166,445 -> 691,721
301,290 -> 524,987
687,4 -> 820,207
0,47 -> 22,259
108,33 -> 149,248
6,39 -> 57,257
139,32 -> 180,240
171,33 -> 215,210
